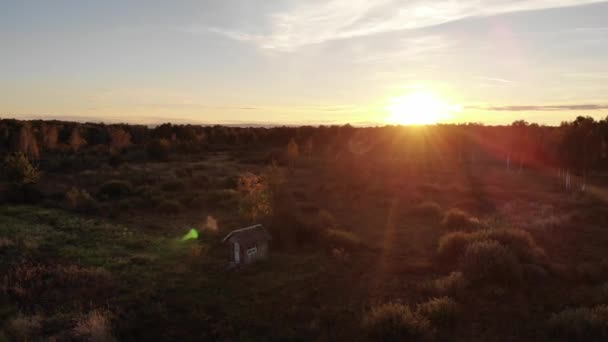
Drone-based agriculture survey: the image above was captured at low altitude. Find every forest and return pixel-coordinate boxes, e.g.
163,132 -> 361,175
2,116 -> 608,341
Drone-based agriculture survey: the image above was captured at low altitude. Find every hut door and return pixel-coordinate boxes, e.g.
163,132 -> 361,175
234,242 -> 240,264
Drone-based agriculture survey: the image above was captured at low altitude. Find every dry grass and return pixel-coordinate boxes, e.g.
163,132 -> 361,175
73,309 -> 115,342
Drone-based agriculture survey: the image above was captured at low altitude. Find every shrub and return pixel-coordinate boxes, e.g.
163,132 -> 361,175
157,200 -> 181,215
461,239 -> 523,286
427,272 -> 468,296
437,231 -> 471,261
547,305 -> 608,342
65,187 -> 98,213
3,152 -> 40,186
436,228 -> 545,266
441,208 -> 479,230
475,228 -> 545,263
363,302 -> 432,341
98,180 -> 133,200
411,201 -> 442,219
324,229 -> 362,252
2,262 -> 114,309
73,309 -> 115,342
416,297 -> 459,328
146,139 -> 170,161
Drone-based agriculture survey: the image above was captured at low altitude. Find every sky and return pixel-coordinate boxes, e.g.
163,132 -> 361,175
1,0 -> 608,126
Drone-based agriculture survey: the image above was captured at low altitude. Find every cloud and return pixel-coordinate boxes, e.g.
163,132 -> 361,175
469,104 -> 608,111
208,0 -> 604,51
479,77 -> 514,84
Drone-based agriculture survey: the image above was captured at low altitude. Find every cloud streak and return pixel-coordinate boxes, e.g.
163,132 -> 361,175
209,0 -> 605,51
469,104 -> 608,111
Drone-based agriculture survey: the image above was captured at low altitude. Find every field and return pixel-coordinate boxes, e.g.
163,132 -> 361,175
2,121 -> 608,341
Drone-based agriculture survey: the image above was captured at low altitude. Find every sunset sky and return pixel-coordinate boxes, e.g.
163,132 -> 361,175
2,1 -> 608,126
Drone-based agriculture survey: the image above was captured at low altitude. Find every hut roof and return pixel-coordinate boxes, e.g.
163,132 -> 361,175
222,224 -> 271,245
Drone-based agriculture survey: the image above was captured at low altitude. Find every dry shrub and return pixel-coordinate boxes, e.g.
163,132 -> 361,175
66,187 -> 98,212
436,228 -> 545,266
2,263 -> 114,309
547,305 -> 608,341
425,272 -> 468,296
461,240 -> 523,286
441,208 -> 480,230
73,309 -> 116,342
410,201 -> 442,219
363,302 -> 432,341
437,231 -> 471,261
316,210 -> 336,229
416,297 -> 459,328
474,228 -> 545,263
324,229 -> 362,252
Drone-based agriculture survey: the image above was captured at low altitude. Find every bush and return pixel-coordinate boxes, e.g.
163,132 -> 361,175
441,208 -> 479,230
2,262 -> 114,310
416,297 -> 459,328
98,180 -> 133,200
324,229 -> 362,252
547,305 -> 608,341
427,272 -> 468,296
461,239 -> 523,286
157,200 -> 182,215
410,201 -> 442,219
436,228 -> 545,266
475,228 -> 545,263
146,139 -> 170,161
3,152 -> 40,186
65,187 -> 98,213
363,302 -> 432,341
73,309 -> 115,342
437,231 -> 471,261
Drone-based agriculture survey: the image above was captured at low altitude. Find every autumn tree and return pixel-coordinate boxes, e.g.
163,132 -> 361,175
16,123 -> 40,159
304,136 -> 313,157
69,127 -> 87,152
237,172 -> 272,222
237,163 -> 285,223
108,126 -> 132,152
287,138 -> 299,168
3,152 -> 40,186
41,123 -> 59,151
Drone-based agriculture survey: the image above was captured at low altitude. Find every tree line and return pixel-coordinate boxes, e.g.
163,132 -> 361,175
1,116 -> 608,183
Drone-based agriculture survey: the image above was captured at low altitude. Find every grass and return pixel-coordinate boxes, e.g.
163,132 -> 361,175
4,145 -> 608,340
0,205 -> 363,340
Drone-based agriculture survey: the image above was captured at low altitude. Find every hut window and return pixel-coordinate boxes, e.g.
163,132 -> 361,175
247,245 -> 257,256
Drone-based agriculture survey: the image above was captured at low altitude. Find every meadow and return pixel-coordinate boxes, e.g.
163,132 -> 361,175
2,119 -> 608,341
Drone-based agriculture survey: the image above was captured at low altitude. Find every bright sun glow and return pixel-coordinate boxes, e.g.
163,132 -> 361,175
386,92 -> 461,125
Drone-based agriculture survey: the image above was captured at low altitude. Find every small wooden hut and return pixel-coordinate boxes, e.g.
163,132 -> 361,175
222,224 -> 271,265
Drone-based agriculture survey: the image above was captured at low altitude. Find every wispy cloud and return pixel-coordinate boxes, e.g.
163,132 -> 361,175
469,104 -> 608,111
479,77 -> 514,84
208,0 -> 604,51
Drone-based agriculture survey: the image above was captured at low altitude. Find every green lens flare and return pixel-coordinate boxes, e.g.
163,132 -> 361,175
182,228 -> 199,241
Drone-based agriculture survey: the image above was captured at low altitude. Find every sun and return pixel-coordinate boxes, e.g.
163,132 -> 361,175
386,92 -> 461,125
